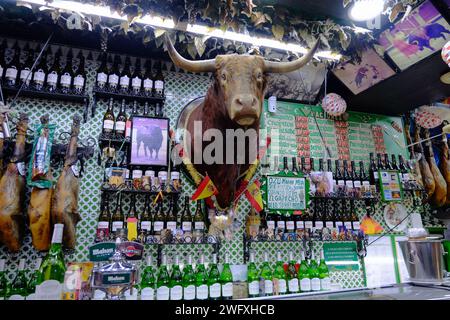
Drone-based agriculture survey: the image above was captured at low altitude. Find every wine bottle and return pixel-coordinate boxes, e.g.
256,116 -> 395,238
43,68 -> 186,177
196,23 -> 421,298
391,154 -> 399,171
73,51 -> 86,94
281,156 -> 289,175
208,253 -> 221,300
155,102 -> 163,117
398,155 -> 409,183
96,195 -> 111,242
376,153 -> 384,170
318,158 -> 324,172
273,252 -> 287,295
193,201 -> 205,242
166,197 -> 177,235
176,254 -> 194,301
38,224 -> 66,284
140,196 -> 152,238
0,259 -> 9,300
303,208 -> 313,234
220,253 -> 233,300
119,56 -> 131,93
276,213 -> 285,234
96,52 -> 108,88
292,157 -> 299,175
131,58 -> 142,94
351,161 -> 360,189
343,160 -> 353,190
8,259 -> 28,299
260,252 -> 273,296
153,201 -> 165,238
140,256 -> 156,300
19,44 -> 34,87
169,255 -> 183,300
156,254 -> 170,300
369,153 -> 379,187
125,101 -> 138,141
287,252 -> 299,294
299,252 -> 311,292
60,49 -> 74,94
181,196 -> 192,235
154,61 -> 165,97
27,258 -> 42,296
126,194 -> 138,241
115,99 -> 127,137
336,160 -> 345,187
4,42 -> 20,87
309,253 -> 321,292
318,250 -> 330,291
47,48 -> 61,92
266,212 -> 275,232
111,193 -> 124,234
143,102 -> 150,116
359,161 -> 370,189
294,211 -> 303,232
108,55 -> 121,91
195,253 -> 208,300
247,251 -> 259,298
103,98 -> 115,135
300,157 -> 306,174
384,153 -> 393,170
143,59 -> 154,95
32,48 -> 48,91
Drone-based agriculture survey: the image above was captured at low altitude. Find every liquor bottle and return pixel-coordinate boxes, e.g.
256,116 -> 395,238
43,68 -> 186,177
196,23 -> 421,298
376,153 -> 384,170
96,195 -> 111,242
182,254 -> 196,300
111,193 -> 124,234
154,61 -> 165,96
108,55 -> 121,91
47,48 -> 61,92
0,40 -> 6,82
193,201 -> 205,242
300,157 -> 306,174
19,44 -> 34,87
351,161 -> 360,189
220,253 -> 233,300
60,49 -> 74,94
335,160 -> 344,187
96,52 -> 108,88
247,251 -> 259,298
359,161 -> 370,189
285,213 -> 295,234
272,252 -> 287,295
103,98 -> 115,135
384,153 -> 393,170
369,153 -> 379,186
309,253 -> 321,292
140,256 -> 156,300
73,51 -> 86,94
32,48 -> 48,91
391,154 -> 399,171
0,259 -> 9,300
398,155 -> 409,183
8,259 -> 28,299
4,42 -> 20,87
38,224 -> 66,284
318,158 -> 324,172
276,213 -> 285,234
318,250 -> 330,291
115,99 -> 127,137
119,56 -> 131,93
166,197 -> 177,235
292,157 -> 299,175
287,252 -> 299,294
126,194 -> 138,241
153,202 -> 165,238
195,253 -> 208,300
169,255 -> 183,300
208,253 -> 221,300
143,59 -> 154,95
140,196 -> 152,237
298,252 -> 311,292
181,196 -> 192,235
131,58 -> 142,94
343,160 -> 353,189
281,156 -> 289,175
260,252 -> 273,296
27,258 -> 42,295
156,254 -> 170,300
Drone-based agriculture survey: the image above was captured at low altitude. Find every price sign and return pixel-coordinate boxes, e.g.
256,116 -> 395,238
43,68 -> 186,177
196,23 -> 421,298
323,242 -> 359,271
379,170 -> 403,202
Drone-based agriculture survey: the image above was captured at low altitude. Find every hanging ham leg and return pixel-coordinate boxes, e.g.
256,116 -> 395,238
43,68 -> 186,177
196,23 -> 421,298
439,127 -> 450,205
414,122 -> 435,201
0,113 -> 28,252
403,115 -> 423,188
423,128 -> 447,207
52,115 -> 81,249
28,115 -> 52,251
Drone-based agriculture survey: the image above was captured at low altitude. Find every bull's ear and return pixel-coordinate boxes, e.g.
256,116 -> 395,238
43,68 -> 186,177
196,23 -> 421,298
264,39 -> 320,73
164,34 -> 216,73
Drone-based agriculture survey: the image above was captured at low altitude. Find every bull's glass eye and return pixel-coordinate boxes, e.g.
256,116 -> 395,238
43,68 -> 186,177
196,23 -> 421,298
221,73 -> 226,81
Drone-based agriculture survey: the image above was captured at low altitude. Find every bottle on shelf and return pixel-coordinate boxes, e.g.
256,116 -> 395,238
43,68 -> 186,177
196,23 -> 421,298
181,196 -> 193,236
327,159 -> 333,176
154,61 -> 165,97
195,253 -> 209,300
38,224 -> 66,284
119,56 -> 131,93
7,259 -> 28,299
398,154 -> 409,184
96,195 -> 111,242
220,253 -> 233,300
208,253 -> 221,300
335,159 -> 345,188
96,51 -> 108,89
300,157 -> 306,174
293,211 -> 303,232
32,47 -> 48,91
156,254 -> 170,300
0,259 -> 9,300
292,157 -> 299,175
108,55 -> 121,91
169,255 -> 183,300
276,213 -> 286,235
143,59 -> 154,95
46,48 -> 62,92
60,49 -> 74,94
318,158 -> 324,172
140,256 -> 156,300
384,153 -> 393,170
182,254 -> 196,301
287,252 -> 299,294
19,44 -> 34,87
299,252 -> 311,292
155,102 -> 163,117
391,154 -> 399,171
166,197 -> 177,235
103,98 -> 115,136
4,41 -> 20,87
369,153 -> 379,187
343,160 -> 353,190
125,101 -> 138,140
115,99 -> 127,138
272,251 -> 287,295
27,258 -> 42,296
193,201 -> 205,242
73,51 -> 86,94
359,161 -> 370,189
318,250 -> 330,291
258,252 -> 272,297
153,201 -> 165,239
376,153 -> 384,171
285,212 -> 295,235
110,193 -> 125,234
281,157 -> 289,175
126,194 -> 138,241
143,102 -> 150,116
247,251 -> 259,298
351,161 -> 360,189
130,58 -> 142,95
309,252 -> 321,292
139,196 -> 152,240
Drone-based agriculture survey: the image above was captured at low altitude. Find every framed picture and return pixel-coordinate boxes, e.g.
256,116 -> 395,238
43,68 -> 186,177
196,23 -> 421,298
378,0 -> 450,71
332,49 -> 396,94
130,116 -> 169,167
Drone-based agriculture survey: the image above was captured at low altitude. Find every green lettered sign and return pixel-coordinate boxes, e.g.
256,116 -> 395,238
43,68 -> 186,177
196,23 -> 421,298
323,242 -> 359,271
102,273 -> 131,285
89,242 -> 116,262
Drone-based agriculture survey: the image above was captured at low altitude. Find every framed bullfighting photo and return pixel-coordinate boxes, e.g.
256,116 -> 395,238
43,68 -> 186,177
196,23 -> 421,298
130,116 -> 170,167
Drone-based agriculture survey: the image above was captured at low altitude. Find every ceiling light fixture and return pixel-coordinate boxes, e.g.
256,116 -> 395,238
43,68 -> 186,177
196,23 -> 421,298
18,0 -> 342,60
349,0 -> 385,22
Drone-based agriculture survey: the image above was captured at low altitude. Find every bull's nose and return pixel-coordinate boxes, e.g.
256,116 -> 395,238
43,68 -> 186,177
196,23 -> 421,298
234,95 -> 257,110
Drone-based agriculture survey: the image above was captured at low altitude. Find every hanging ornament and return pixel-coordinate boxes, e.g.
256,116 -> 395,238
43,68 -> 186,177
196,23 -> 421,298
442,41 -> 450,68
414,108 -> 442,129
322,93 -> 347,116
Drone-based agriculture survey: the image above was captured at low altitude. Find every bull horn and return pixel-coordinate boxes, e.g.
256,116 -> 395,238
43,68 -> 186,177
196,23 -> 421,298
164,34 -> 216,73
264,39 -> 320,73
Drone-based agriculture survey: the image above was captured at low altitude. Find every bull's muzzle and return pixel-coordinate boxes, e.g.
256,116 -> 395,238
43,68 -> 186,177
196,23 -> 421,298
230,94 -> 260,126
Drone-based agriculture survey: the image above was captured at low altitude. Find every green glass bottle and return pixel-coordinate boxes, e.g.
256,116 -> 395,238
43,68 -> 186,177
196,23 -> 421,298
195,253 -> 208,300
260,252 -> 274,296
140,256 -> 156,300
220,253 -> 233,300
287,252 -> 299,294
309,252 -> 321,292
0,259 -> 9,300
208,253 -> 221,300
38,224 -> 66,284
182,254 -> 196,301
8,259 -> 28,299
169,255 -> 183,300
272,251 -> 287,295
156,254 -> 170,300
299,251 -> 311,292
247,251 -> 260,298
318,250 -> 331,291
27,258 -> 42,296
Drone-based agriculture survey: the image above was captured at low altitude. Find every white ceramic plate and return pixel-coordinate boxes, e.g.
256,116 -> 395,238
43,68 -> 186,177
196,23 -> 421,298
383,203 -> 408,232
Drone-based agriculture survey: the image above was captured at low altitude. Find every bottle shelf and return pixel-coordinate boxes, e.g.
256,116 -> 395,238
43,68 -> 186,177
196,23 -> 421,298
310,195 -> 377,202
98,133 -> 130,149
100,185 -> 180,196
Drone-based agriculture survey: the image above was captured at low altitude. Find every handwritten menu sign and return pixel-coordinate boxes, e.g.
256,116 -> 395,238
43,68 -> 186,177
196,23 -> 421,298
266,176 -> 307,210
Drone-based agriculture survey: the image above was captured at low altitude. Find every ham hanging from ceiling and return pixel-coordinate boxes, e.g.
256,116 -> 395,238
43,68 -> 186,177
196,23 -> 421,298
423,128 -> 446,207
403,115 -> 423,188
439,126 -> 450,205
414,121 -> 435,201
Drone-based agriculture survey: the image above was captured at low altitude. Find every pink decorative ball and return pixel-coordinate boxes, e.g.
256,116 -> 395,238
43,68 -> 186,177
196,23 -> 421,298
442,41 -> 450,68
322,93 -> 347,116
